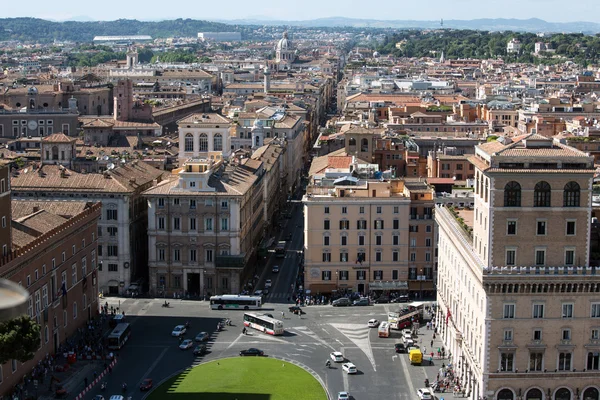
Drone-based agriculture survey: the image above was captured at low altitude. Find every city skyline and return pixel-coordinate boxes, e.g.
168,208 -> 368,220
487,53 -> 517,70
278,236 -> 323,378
3,0 -> 600,24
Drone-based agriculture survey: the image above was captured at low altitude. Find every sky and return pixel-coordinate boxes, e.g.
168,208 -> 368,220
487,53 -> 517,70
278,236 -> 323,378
3,0 -> 600,22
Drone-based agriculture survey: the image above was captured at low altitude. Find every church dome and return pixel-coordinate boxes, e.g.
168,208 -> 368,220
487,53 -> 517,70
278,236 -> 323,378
276,31 -> 291,51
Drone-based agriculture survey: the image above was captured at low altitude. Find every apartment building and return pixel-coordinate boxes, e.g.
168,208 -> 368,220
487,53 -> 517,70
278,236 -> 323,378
10,138 -> 167,295
142,156 -> 265,297
435,133 -> 598,400
427,148 -> 475,181
303,156 -> 435,297
0,167 -> 101,396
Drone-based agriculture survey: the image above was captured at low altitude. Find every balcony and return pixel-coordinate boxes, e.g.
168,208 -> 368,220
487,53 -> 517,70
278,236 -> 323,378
527,340 -> 546,349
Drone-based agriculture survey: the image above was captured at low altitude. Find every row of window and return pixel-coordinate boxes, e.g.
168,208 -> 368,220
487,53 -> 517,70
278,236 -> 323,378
97,245 -> 118,257
322,235 -> 432,247
324,205 -> 401,214
505,219 -> 576,236
157,198 -> 228,209
498,350 -> 599,372
322,250 -> 432,263
503,327 -> 600,344
504,247 -> 577,266
184,133 -> 223,152
156,247 -> 230,263
319,268 -> 433,281
504,180 -> 581,207
157,275 -> 224,290
157,216 -> 229,231
503,303 -> 600,319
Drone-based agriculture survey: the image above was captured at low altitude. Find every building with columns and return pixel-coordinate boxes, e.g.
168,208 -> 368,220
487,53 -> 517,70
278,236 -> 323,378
435,133 -> 599,400
178,113 -> 233,162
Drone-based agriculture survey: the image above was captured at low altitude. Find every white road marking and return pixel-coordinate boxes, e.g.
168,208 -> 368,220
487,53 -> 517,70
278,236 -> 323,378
398,348 -> 417,396
138,347 -> 168,385
330,323 -> 377,372
226,333 -> 244,350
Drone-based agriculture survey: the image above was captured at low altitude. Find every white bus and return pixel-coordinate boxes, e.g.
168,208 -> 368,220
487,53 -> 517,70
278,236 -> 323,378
243,312 -> 284,335
210,295 -> 262,310
378,321 -> 390,338
107,323 -> 131,350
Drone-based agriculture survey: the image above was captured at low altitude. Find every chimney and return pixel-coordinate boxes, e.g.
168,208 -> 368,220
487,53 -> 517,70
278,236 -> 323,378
33,206 -> 40,213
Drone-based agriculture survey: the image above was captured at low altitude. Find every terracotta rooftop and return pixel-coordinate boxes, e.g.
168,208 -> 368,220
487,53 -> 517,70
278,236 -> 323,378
177,113 -> 231,125
43,133 -> 76,143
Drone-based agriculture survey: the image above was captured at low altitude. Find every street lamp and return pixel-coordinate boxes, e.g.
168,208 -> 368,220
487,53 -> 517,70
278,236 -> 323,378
335,270 -> 339,294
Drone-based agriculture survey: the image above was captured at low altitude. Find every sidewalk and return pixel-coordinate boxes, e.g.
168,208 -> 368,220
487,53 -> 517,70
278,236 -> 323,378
413,311 -> 466,398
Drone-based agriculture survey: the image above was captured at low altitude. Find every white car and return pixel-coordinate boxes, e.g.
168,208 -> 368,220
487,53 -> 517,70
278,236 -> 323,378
171,325 -> 186,337
179,339 -> 193,350
368,318 -> 379,328
417,388 -> 433,400
342,362 -> 357,374
330,351 -> 344,362
265,279 -> 272,288
337,392 -> 350,400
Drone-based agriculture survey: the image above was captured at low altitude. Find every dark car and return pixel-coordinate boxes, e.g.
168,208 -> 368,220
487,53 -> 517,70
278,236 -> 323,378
353,298 -> 370,306
193,344 -> 207,356
374,296 -> 390,304
395,343 -> 406,353
288,306 -> 306,315
240,348 -> 264,356
392,295 -> 409,303
55,385 -> 68,398
332,298 -> 351,307
140,378 -> 153,391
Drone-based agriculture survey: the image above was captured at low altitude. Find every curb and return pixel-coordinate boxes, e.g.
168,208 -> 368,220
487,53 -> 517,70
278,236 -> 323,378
73,358 -> 118,400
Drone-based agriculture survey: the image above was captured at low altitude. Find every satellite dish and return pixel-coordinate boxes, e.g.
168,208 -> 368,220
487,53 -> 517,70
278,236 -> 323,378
107,163 -> 115,170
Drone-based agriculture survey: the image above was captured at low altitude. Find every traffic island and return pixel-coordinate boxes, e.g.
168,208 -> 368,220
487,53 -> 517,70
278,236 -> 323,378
147,357 -> 328,400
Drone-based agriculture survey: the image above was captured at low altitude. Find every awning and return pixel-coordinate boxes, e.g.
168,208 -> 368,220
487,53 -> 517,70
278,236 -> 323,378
408,281 -> 434,290
369,281 -> 408,290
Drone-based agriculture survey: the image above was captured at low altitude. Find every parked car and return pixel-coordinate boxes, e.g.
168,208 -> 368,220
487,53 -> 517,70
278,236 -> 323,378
330,351 -> 344,362
139,378 -> 153,391
193,344 -> 207,356
179,339 -> 193,350
353,298 -> 369,306
367,319 -> 379,328
195,332 -> 209,342
392,295 -> 409,303
373,296 -> 389,304
342,362 -> 357,374
171,325 -> 186,337
332,298 -> 351,307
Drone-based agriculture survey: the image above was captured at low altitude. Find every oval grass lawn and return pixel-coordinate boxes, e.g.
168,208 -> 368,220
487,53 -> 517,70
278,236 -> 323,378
147,357 -> 328,400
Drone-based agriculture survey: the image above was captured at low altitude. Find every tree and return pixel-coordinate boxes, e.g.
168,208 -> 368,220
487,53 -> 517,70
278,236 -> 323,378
0,315 -> 41,364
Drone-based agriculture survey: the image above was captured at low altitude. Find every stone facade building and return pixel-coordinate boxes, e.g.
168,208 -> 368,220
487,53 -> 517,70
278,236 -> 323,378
435,134 -> 599,400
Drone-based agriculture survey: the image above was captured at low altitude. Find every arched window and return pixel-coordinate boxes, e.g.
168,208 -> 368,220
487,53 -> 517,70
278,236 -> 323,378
504,181 -> 521,207
534,181 -> 551,207
199,133 -> 208,152
497,389 -> 514,400
563,181 -> 580,207
213,133 -> 223,152
554,388 -> 571,400
361,138 -> 369,152
348,138 -> 356,146
525,389 -> 543,400
583,387 -> 599,400
184,133 -> 193,152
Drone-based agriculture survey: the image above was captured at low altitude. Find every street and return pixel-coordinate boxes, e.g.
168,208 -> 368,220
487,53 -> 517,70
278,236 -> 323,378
83,298 -> 444,400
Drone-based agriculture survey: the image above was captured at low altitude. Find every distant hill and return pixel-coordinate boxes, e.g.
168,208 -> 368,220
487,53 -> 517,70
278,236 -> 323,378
215,16 -> 600,33
0,18 -> 236,42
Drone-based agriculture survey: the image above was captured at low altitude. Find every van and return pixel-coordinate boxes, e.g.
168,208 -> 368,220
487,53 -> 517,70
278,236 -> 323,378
409,349 -> 422,365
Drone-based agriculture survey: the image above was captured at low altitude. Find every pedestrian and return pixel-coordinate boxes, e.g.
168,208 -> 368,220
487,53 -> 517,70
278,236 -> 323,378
430,340 -> 434,347
281,311 -> 285,318
429,356 -> 433,365
298,311 -> 301,318
93,371 -> 97,380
